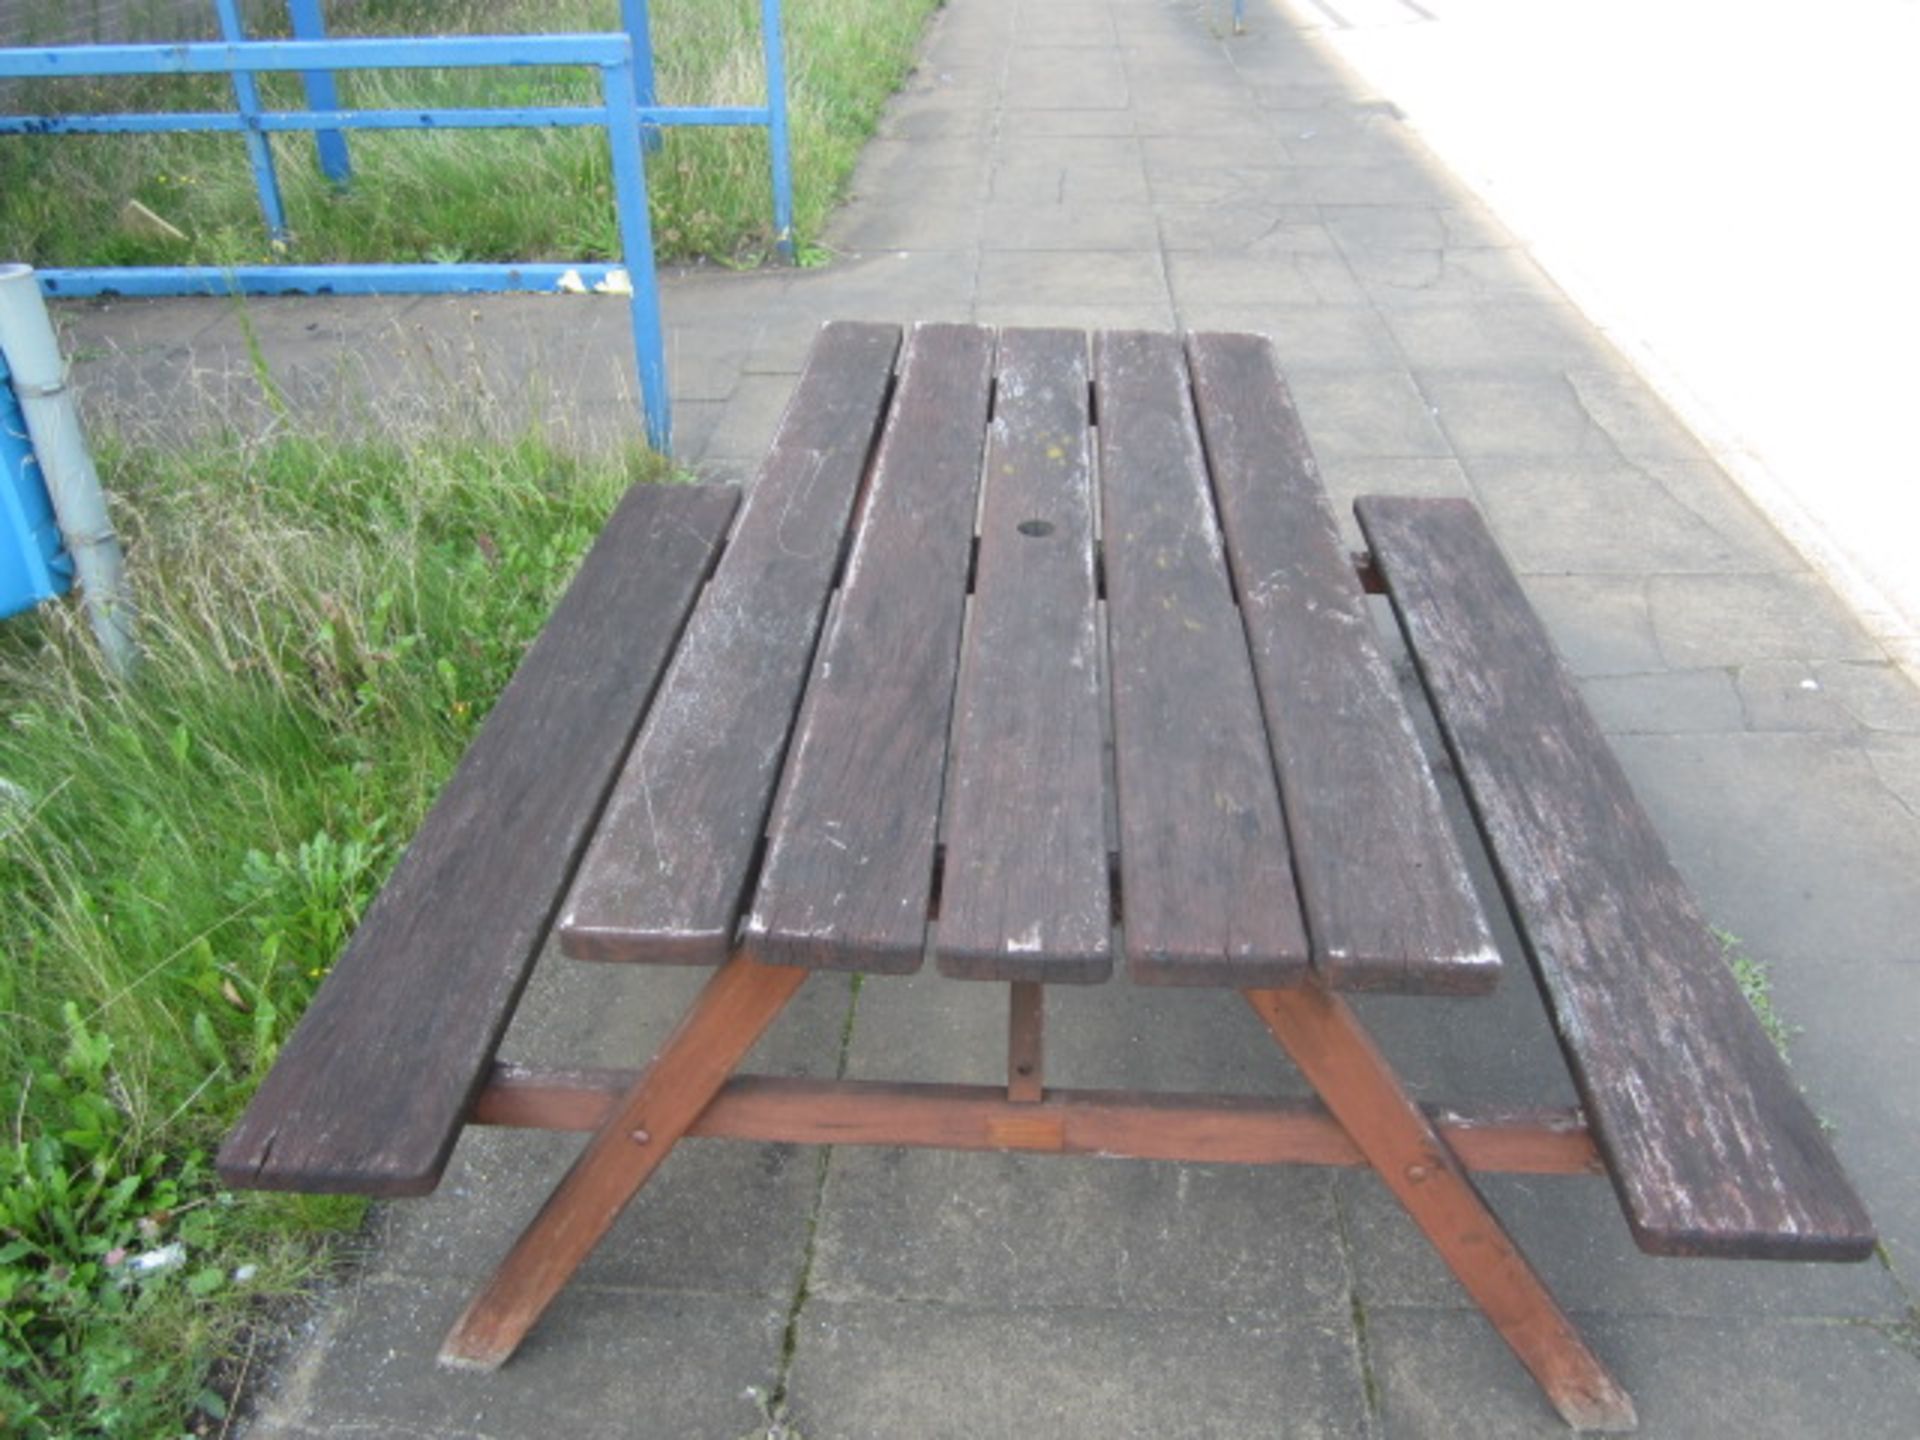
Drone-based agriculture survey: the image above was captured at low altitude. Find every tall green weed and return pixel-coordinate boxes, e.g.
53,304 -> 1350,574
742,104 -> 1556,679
0,420 -> 650,1436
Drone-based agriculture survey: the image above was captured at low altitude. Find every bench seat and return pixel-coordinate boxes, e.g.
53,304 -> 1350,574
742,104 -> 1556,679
216,481 -> 738,1197
1357,495 -> 1875,1262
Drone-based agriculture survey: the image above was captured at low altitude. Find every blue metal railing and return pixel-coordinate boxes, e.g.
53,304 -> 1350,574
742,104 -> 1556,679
0,4 -> 801,452
0,347 -> 72,620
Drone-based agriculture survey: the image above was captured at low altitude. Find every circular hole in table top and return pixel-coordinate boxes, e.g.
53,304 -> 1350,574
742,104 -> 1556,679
1017,519 -> 1055,538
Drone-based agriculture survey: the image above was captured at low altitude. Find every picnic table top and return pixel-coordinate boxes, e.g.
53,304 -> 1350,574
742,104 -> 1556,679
560,323 -> 1499,995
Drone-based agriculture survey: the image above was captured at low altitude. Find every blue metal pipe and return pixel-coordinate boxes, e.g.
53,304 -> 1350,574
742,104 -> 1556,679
211,0 -> 289,242
619,0 -> 661,153
0,104 -> 773,134
35,263 -> 634,297
760,0 -> 795,261
599,57 -> 670,452
0,36 -> 633,78
286,0 -> 352,184
0,348 -> 72,617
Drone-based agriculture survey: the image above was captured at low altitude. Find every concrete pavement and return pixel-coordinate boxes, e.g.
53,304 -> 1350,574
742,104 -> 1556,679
1279,0 -> 1920,682
49,0 -> 1920,1434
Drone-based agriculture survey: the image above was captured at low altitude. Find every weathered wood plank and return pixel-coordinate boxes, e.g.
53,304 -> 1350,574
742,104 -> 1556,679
743,324 -> 996,972
560,322 -> 902,965
1094,330 -> 1309,986
217,482 -> 739,1196
1187,332 -> 1498,994
1358,495 -> 1876,1261
937,329 -> 1111,983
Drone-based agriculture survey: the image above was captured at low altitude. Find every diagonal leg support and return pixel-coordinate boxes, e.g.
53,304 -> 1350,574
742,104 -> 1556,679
440,952 -> 810,1371
1244,984 -> 1637,1433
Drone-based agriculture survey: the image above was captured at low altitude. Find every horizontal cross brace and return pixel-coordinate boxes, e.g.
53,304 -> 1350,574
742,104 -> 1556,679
0,36 -> 633,79
472,1066 -> 1603,1175
35,264 -> 631,298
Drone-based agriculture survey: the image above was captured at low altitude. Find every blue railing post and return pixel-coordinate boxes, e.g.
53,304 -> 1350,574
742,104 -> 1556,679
0,348 -> 72,617
600,51 -> 671,452
760,0 -> 795,261
286,0 -> 352,184
211,0 -> 290,242
618,0 -> 661,153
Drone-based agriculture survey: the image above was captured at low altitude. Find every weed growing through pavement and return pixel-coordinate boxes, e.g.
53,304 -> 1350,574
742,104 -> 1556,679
0,0 -> 940,269
1714,927 -> 1797,1061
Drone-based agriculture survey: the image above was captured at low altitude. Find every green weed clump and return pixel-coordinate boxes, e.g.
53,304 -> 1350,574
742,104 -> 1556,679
0,0 -> 940,268
0,422 -> 650,1436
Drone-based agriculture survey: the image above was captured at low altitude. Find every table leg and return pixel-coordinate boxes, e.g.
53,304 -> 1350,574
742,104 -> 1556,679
1008,981 -> 1045,1103
1244,984 -> 1638,1433
439,952 -> 809,1371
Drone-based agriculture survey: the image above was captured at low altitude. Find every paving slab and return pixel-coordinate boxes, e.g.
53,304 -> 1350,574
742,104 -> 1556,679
1647,572 -> 1887,668
1345,246 -> 1559,308
1465,458 -> 1795,575
1513,576 -> 1665,677
1379,299 -> 1611,370
1320,201 -> 1512,251
1610,731 -> 1920,968
1340,1168 -> 1907,1323
1365,1310 -> 1920,1440
1166,248 -> 1362,307
976,249 -> 1168,309
1287,369 -> 1453,458
1773,954 -> 1920,1281
786,1300 -> 1371,1440
977,201 -> 1161,251
1579,669 -> 1748,737
809,1146 -> 1349,1317
246,1278 -> 788,1440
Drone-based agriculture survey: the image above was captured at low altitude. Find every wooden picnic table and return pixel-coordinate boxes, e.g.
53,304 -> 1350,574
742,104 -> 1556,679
219,323 -> 1874,1432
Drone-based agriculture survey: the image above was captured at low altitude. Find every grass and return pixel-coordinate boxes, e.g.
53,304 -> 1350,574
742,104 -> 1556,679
1715,928 -> 1797,1061
0,0 -> 941,268
0,412 -> 663,1436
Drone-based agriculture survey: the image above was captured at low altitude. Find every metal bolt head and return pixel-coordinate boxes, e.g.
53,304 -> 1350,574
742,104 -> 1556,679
1405,1163 -> 1431,1183
630,1128 -> 651,1145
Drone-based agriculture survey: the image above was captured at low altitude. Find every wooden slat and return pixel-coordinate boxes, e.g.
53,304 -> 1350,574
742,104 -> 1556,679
559,322 -> 902,964
1358,495 -> 1876,1261
937,329 -> 1111,983
1095,330 -> 1309,986
743,324 -> 996,972
472,1068 -> 1603,1176
217,482 -> 739,1196
1187,332 -> 1498,995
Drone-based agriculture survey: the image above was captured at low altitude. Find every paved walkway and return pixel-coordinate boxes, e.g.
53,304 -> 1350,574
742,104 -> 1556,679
1280,0 -> 1920,683
53,0 -> 1920,1435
